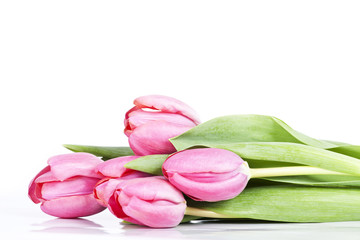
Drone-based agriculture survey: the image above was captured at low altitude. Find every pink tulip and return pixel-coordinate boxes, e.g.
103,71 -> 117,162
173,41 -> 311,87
94,156 -> 151,206
162,148 -> 251,202
124,95 -> 200,155
28,153 -> 106,218
107,176 -> 186,228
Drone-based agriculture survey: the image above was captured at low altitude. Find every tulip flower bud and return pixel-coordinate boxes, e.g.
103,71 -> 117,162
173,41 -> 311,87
124,95 -> 201,155
94,156 -> 151,206
107,176 -> 187,228
28,153 -> 106,218
162,148 -> 251,202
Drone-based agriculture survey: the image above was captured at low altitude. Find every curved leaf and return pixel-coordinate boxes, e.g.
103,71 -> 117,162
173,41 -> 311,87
187,185 -> 360,222
124,154 -> 168,175
63,144 -> 134,160
208,142 -> 360,176
170,115 -> 337,151
261,175 -> 360,187
328,145 -> 360,159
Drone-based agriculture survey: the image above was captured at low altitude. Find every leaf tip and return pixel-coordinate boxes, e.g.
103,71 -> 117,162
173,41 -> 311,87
63,144 -> 81,152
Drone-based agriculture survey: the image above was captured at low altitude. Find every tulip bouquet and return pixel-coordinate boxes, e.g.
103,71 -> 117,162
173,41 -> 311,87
29,95 -> 360,228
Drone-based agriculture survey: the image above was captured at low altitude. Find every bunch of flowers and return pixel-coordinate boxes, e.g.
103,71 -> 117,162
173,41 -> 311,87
29,95 -> 360,228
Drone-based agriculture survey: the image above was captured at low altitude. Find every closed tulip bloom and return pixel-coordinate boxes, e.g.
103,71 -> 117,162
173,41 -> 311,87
28,153 -> 106,218
124,95 -> 201,155
162,148 -> 251,202
107,177 -> 186,228
94,156 -> 151,206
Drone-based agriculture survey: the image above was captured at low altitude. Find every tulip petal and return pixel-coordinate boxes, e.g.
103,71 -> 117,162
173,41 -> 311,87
121,177 -> 185,204
94,178 -> 123,207
125,110 -> 196,136
169,172 -> 249,202
48,153 -> 103,181
122,195 -> 186,228
34,170 -> 58,183
40,194 -> 105,218
134,95 -> 201,125
96,156 -> 140,178
129,121 -> 192,155
163,148 -> 244,174
124,106 -> 140,136
41,177 -> 100,200
169,170 -> 241,183
107,188 -> 144,226
28,166 -> 51,204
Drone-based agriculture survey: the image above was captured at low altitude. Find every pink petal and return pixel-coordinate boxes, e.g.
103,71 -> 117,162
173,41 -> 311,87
163,148 -> 244,174
121,195 -> 186,228
169,170 -> 241,183
134,95 -> 201,125
28,166 -> 51,204
121,177 -> 185,204
35,171 -> 58,183
168,171 -> 249,202
107,186 -> 143,225
94,178 -> 123,207
107,190 -> 127,219
48,153 -> 103,181
41,176 -> 100,200
124,106 -> 140,136
129,121 -> 192,155
125,109 -> 196,136
40,194 -> 105,218
120,171 -> 152,180
96,156 -> 140,178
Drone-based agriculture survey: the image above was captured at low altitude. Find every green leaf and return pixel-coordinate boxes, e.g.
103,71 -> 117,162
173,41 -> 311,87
124,154 -> 169,175
328,145 -> 360,159
170,115 -> 337,151
207,142 -> 360,176
261,175 -> 360,187
63,144 -> 134,160
322,140 -> 350,147
187,185 -> 360,222
246,160 -> 303,168
181,215 -> 201,223
124,143 -> 360,177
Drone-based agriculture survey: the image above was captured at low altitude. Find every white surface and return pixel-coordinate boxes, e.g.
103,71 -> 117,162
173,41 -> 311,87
2,195 -> 360,240
1,0 -> 360,239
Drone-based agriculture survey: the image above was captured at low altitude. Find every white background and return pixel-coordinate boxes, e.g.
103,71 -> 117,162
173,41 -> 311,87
0,0 -> 360,239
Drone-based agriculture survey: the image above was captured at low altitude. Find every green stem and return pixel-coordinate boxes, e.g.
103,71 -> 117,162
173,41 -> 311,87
250,166 -> 346,178
185,207 -> 232,218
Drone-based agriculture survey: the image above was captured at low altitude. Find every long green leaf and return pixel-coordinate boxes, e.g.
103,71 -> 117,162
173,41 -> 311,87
181,215 -> 201,223
187,185 -> 360,222
261,175 -> 360,187
207,142 -> 360,176
124,154 -> 169,175
63,144 -> 134,160
328,145 -> 360,159
124,156 -> 302,177
170,115 -> 337,151
124,143 -> 360,177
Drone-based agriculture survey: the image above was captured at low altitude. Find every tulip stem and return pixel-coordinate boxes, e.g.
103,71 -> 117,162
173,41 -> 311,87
250,166 -> 346,178
185,207 -> 233,218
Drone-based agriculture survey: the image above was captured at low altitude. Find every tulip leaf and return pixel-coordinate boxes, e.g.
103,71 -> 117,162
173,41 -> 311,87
207,142 -> 360,176
170,115 -> 338,151
124,154 -> 169,175
247,160 -> 302,168
63,144 -> 134,160
187,185 -> 360,222
124,143 -> 360,178
328,145 -> 360,159
260,174 -> 360,187
181,215 -> 202,223
322,140 -> 350,147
